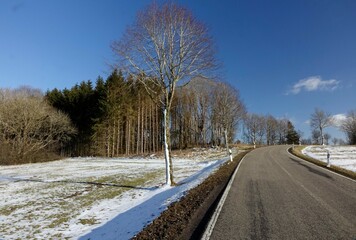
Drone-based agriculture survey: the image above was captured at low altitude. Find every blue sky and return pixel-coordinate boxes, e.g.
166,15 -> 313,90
1,0 -> 355,140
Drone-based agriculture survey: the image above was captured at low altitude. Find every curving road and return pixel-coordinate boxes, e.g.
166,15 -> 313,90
207,146 -> 356,240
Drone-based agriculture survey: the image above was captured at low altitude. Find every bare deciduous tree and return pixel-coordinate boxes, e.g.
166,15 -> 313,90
112,2 -> 217,185
189,77 -> 215,147
0,88 -> 76,164
340,110 -> 356,145
243,114 -> 264,148
265,115 -> 278,145
243,115 -> 292,146
276,118 -> 289,144
211,82 -> 246,158
171,76 -> 217,148
310,108 -> 332,145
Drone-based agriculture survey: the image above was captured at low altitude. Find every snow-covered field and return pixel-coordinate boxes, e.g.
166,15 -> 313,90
0,148 -> 229,240
302,145 -> 356,172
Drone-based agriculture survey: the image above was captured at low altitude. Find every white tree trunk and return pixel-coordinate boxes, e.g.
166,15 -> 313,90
163,108 -> 174,186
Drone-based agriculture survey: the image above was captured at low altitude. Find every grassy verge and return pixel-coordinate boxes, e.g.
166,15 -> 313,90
289,146 -> 356,180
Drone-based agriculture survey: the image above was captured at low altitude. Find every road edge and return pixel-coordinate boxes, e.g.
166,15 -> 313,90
200,152 -> 249,240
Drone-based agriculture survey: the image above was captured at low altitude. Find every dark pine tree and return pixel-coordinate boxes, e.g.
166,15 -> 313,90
46,79 -> 102,156
286,121 -> 300,144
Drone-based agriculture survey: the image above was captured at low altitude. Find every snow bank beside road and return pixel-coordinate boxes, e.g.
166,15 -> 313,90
302,146 -> 356,172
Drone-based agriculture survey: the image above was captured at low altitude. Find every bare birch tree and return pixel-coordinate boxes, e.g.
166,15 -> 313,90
243,114 -> 257,148
310,108 -> 332,145
112,2 -> 217,185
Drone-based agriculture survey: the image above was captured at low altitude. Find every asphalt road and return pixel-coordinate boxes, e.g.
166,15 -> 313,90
208,146 -> 356,240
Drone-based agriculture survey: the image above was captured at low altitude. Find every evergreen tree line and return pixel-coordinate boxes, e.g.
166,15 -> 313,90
46,71 -> 245,157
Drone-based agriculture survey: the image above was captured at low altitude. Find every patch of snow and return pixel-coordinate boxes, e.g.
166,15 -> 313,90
302,145 -> 356,172
0,152 -> 229,239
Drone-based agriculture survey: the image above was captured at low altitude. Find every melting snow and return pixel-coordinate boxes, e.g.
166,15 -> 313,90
0,149 -> 229,239
302,145 -> 356,173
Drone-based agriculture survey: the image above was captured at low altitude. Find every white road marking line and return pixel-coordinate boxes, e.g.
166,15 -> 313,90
201,153 -> 249,240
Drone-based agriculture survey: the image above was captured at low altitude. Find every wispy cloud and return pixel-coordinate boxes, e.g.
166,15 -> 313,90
331,114 -> 347,127
287,76 -> 340,95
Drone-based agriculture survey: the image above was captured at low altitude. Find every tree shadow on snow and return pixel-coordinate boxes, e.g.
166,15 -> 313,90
5,177 -> 158,191
78,158 -> 225,240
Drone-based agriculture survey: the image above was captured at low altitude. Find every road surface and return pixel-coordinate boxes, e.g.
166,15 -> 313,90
207,146 -> 356,239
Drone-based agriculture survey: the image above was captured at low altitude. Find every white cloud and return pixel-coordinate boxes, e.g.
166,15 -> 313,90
331,114 -> 347,127
287,76 -> 340,95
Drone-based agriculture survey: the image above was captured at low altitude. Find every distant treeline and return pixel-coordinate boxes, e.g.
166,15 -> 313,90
0,87 -> 76,165
46,70 -> 245,157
